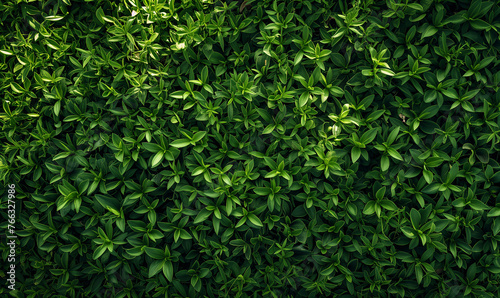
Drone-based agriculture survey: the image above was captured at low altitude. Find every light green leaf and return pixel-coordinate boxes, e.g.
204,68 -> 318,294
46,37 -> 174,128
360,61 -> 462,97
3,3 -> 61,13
380,200 -> 397,211
96,7 -> 105,24
487,207 -> 500,217
170,139 -> 191,148
149,259 -> 165,278
151,151 -> 164,168
247,214 -> 263,227
163,261 -> 173,281
95,194 -> 121,216
45,15 -> 65,21
192,131 -> 207,142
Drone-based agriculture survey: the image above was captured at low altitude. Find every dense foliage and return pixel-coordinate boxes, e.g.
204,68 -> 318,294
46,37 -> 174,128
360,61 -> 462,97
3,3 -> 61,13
1,0 -> 500,297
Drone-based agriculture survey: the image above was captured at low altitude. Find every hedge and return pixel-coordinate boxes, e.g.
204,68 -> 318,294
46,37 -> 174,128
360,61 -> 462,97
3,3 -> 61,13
1,0 -> 500,297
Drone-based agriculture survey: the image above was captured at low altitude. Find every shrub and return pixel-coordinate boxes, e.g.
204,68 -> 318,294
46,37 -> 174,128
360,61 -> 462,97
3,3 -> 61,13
1,0 -> 500,297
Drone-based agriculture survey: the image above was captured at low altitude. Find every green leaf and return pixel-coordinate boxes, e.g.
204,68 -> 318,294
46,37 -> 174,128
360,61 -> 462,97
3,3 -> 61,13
380,200 -> 397,211
419,105 -> 440,119
0,49 -> 14,55
381,155 -> 389,171
487,208 -> 500,217
442,89 -> 459,99
387,148 -> 403,161
476,148 -> 489,163
145,247 -> 165,259
425,157 -> 443,168
151,151 -> 164,168
363,201 -> 376,215
360,128 -> 378,144
401,227 -> 416,239
170,139 -> 191,148
410,209 -> 421,229
380,69 -> 395,76
447,163 -> 459,183
192,131 -> 207,142
247,214 -> 263,227
93,245 -> 107,260
386,126 -> 400,145
407,3 -> 423,11
423,168 -> 433,184
11,82 -> 24,93
193,209 -> 212,224
452,198 -> 466,208
142,143 -> 163,153
415,266 -> 423,284
96,7 -> 105,24
462,89 -> 480,101
265,170 -> 279,178
351,146 -> 361,163
477,57 -> 495,70
469,199 -> 489,211
54,100 -> 61,116
254,187 -> 272,196
421,25 -> 438,39
235,217 -> 247,228
376,187 -> 386,200
95,194 -> 121,216
45,15 -> 65,21
149,259 -> 165,278
299,92 -> 309,107
262,125 -> 275,134
163,261 -> 174,281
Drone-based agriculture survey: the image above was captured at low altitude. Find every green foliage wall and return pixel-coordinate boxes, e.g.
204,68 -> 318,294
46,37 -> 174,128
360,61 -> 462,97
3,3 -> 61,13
1,0 -> 500,297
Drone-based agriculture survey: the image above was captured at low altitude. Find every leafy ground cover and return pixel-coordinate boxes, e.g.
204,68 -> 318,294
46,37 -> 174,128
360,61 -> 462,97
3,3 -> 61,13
1,0 -> 500,297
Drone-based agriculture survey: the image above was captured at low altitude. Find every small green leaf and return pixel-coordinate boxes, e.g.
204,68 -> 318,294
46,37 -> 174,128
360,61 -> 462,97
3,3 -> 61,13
421,25 -> 438,39
407,3 -> 423,11
387,148 -> 403,161
95,194 -> 121,216
145,247 -> 165,259
299,92 -> 309,107
149,259 -> 165,278
380,200 -> 397,211
381,155 -> 390,171
254,187 -> 272,196
487,208 -> 500,217
360,128 -> 378,144
423,168 -> 433,184
151,151 -> 164,168
163,261 -> 173,281
193,209 -> 212,224
170,139 -> 191,148
192,131 -> 207,142
410,209 -> 421,229
45,15 -> 65,21
247,214 -> 263,227
93,245 -> 107,260
386,126 -> 400,145
363,201 -> 376,215
469,199 -> 489,211
351,146 -> 361,163
376,187 -> 386,200
96,7 -> 105,24
0,49 -> 14,55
